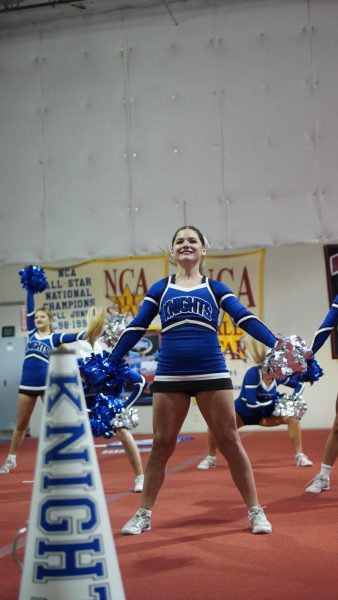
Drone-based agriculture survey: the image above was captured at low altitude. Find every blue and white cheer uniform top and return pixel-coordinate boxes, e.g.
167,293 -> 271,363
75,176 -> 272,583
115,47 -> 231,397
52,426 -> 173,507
235,366 -> 304,425
110,275 -> 277,388
20,291 -> 86,394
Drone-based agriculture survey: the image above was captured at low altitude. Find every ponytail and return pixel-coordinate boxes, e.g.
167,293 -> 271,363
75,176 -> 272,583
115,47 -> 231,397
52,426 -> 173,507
85,306 -> 106,348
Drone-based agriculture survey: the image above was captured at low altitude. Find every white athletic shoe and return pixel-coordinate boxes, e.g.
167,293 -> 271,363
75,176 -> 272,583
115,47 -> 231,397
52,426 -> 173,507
305,474 -> 330,493
197,456 -> 217,470
0,457 -> 16,474
133,474 -> 144,493
121,508 -> 152,535
295,453 -> 314,467
248,506 -> 272,534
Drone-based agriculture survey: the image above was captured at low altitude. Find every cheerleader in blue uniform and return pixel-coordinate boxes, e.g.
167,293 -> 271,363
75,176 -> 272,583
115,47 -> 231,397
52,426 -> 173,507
111,225 -> 282,536
0,290 -> 105,474
197,339 -> 313,471
306,294 -> 338,493
77,338 -> 145,493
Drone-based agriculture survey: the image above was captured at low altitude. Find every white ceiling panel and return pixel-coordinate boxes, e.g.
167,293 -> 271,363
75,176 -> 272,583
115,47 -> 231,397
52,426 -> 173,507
0,0 -> 338,264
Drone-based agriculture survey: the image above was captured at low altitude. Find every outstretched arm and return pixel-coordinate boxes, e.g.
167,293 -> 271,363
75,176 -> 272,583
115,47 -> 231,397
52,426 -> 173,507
311,295 -> 338,355
52,331 -> 87,347
26,290 -> 36,338
108,279 -> 166,363
109,300 -> 159,363
217,287 -> 277,348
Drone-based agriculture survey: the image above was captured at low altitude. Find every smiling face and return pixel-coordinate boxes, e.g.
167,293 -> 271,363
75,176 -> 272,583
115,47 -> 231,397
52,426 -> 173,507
34,309 -> 52,333
171,227 -> 206,267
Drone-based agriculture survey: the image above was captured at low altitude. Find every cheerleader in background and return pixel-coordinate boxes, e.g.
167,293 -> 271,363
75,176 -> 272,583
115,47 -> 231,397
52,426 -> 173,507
197,338 -> 313,471
306,295 -> 338,493
77,338 -> 145,493
0,287 -> 106,474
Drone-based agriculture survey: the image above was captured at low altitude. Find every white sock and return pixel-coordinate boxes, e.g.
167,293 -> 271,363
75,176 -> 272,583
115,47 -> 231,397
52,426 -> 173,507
320,463 -> 333,478
207,455 -> 216,460
8,454 -> 16,462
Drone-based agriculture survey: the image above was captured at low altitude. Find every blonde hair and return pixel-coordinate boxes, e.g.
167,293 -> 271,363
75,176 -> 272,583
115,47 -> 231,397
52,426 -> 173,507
244,337 -> 267,366
85,306 -> 106,348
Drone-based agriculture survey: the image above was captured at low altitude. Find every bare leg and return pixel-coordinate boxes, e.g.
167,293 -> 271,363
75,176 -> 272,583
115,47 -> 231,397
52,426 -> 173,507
9,394 -> 37,455
305,396 -> 338,492
197,390 -> 259,508
286,419 -> 302,454
206,427 -> 217,456
322,395 -> 338,466
115,428 -> 143,476
141,392 -> 191,509
259,415 -> 303,454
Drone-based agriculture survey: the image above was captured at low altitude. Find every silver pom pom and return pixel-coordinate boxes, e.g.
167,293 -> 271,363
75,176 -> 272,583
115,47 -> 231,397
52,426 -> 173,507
263,335 -> 312,379
111,407 -> 139,430
272,394 -> 307,420
101,312 -> 129,348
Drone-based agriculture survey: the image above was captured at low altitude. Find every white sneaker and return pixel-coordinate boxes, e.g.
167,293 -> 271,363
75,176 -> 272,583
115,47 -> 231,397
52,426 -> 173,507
295,453 -> 314,467
197,456 -> 216,470
305,474 -> 330,493
248,506 -> 272,534
133,474 -> 144,493
121,508 -> 152,535
0,457 -> 16,474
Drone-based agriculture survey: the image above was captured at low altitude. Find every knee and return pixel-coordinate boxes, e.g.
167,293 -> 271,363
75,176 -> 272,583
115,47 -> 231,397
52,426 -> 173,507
152,433 -> 176,460
213,426 -> 240,453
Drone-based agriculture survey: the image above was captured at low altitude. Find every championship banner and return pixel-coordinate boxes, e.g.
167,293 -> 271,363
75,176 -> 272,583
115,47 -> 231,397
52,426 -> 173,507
324,245 -> 338,358
40,256 -> 167,330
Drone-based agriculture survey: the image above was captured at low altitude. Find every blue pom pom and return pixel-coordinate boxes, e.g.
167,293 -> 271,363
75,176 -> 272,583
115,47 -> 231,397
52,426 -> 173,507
288,358 -> 324,385
87,392 -> 125,438
79,352 -> 143,437
302,358 -> 324,384
78,353 -> 130,397
19,265 -> 48,294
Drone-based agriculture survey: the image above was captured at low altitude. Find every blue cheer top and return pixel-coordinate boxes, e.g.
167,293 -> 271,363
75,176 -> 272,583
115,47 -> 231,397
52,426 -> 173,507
235,365 -> 304,423
20,291 -> 86,393
110,275 -> 277,385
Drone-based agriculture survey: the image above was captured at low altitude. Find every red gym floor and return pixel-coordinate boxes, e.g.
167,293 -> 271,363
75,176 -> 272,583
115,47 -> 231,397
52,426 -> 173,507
0,429 -> 337,600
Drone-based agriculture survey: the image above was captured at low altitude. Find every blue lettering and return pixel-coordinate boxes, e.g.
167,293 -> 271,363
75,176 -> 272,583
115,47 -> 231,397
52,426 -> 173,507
44,424 -> 89,464
47,374 -> 82,412
40,497 -> 97,533
89,585 -> 110,600
42,472 -> 93,490
35,538 -> 104,581
27,339 -> 50,358
162,295 -> 212,322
